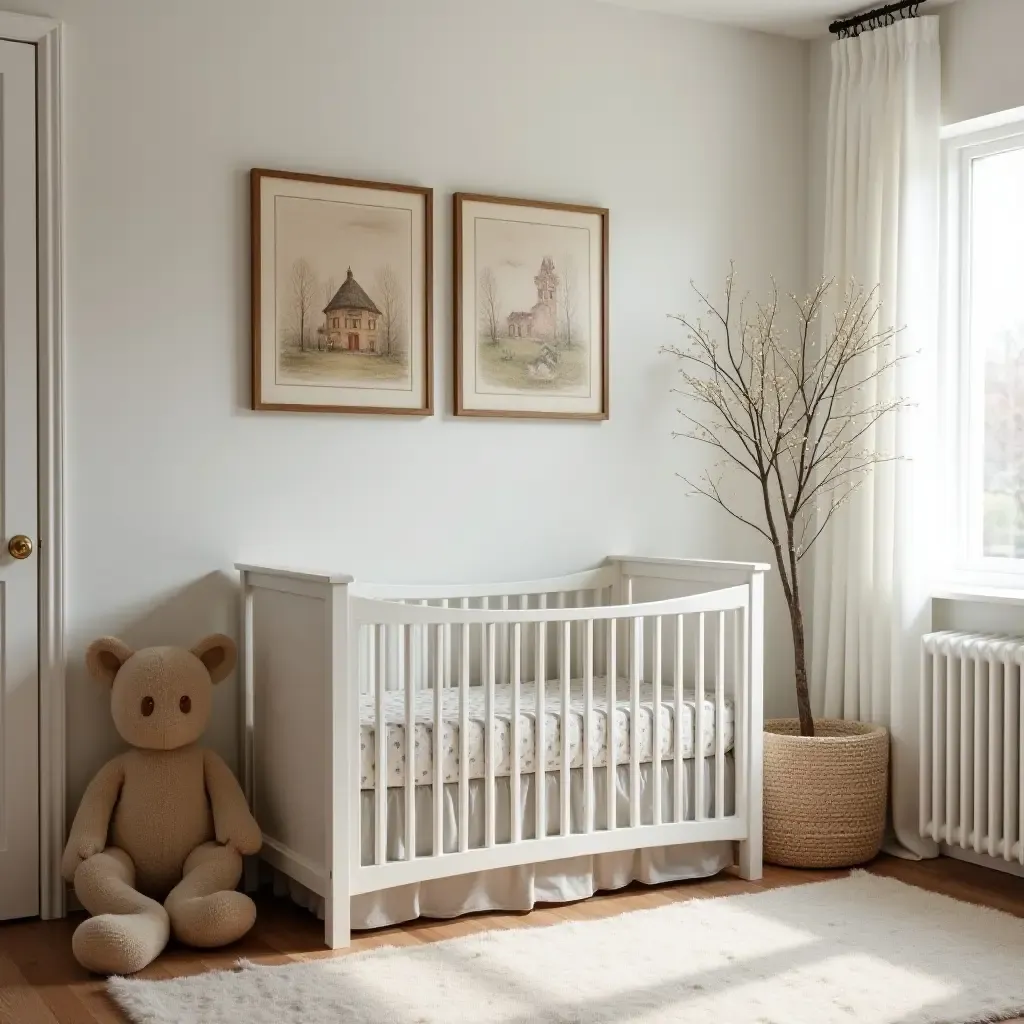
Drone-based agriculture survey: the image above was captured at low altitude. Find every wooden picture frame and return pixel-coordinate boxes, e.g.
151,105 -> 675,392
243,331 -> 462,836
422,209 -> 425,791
251,168 -> 433,415
454,192 -> 609,420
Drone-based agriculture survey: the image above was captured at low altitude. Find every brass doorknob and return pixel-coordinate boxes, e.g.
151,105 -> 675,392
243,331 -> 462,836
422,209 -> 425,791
8,535 -> 33,560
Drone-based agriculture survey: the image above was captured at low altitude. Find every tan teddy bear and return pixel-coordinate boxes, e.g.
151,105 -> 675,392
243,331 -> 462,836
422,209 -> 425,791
61,634 -> 262,975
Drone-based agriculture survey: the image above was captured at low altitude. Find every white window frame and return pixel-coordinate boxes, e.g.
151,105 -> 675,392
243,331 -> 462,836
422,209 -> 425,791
940,113 -> 1024,587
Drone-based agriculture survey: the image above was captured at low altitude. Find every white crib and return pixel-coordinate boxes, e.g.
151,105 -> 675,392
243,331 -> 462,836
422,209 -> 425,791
237,554 -> 767,949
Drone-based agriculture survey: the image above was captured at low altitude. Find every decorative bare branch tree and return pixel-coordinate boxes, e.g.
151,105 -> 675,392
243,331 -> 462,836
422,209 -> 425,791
479,267 -> 503,345
376,265 -> 404,358
663,268 -> 908,737
290,258 -> 317,353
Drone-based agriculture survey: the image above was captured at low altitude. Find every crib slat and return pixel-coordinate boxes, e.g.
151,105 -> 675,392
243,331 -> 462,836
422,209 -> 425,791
512,622 -> 522,843
606,618 -> 617,832
520,595 -> 529,688
715,611 -> 726,819
674,615 -> 684,824
401,625 -> 415,861
374,624 -> 386,865
652,616 -> 663,826
584,618 -> 595,834
486,622 -> 497,849
539,593 -> 548,677
695,612 -> 706,821
557,592 -> 567,676
459,609 -> 470,853
561,620 -> 571,837
536,619 -> 547,841
576,590 -> 586,676
442,599 -> 451,689
433,623 -> 444,857
500,595 -> 509,687
630,617 -> 642,827
420,601 -> 429,689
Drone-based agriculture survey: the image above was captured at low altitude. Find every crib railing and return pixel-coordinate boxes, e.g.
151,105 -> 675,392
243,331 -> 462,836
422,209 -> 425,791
357,565 -> 619,697
348,584 -> 752,896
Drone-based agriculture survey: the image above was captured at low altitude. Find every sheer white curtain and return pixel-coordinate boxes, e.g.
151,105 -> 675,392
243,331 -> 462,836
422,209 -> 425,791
809,16 -> 941,858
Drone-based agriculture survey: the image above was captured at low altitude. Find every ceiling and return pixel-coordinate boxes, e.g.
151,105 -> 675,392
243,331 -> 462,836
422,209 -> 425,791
601,0 -> 956,39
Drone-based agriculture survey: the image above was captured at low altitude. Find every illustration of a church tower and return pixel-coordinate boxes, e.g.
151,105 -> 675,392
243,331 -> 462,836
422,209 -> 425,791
507,257 -> 560,340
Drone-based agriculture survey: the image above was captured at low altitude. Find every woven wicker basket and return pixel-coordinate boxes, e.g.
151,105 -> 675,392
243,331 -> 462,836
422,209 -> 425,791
763,718 -> 889,868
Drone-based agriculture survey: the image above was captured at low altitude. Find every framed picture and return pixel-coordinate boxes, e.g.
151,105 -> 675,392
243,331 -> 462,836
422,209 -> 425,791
251,169 -> 433,414
454,193 -> 608,420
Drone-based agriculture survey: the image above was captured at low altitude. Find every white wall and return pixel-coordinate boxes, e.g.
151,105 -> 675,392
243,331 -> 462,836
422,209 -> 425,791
17,0 -> 806,812
941,0 -> 1024,126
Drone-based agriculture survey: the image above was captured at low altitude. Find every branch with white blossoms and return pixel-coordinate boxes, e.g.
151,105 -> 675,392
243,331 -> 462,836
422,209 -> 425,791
661,266 -> 912,737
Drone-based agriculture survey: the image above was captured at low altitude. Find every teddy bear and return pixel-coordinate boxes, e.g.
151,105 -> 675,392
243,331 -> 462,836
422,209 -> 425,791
61,634 -> 262,975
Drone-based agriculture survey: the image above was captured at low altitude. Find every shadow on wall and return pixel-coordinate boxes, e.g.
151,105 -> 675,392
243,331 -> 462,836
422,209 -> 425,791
66,571 -> 242,817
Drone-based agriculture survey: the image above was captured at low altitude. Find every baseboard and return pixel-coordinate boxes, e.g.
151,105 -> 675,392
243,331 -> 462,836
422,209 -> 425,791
941,843 -> 1024,878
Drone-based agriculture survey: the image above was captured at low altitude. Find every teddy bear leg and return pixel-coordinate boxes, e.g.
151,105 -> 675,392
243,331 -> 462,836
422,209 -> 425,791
72,848 -> 171,975
164,841 -> 256,948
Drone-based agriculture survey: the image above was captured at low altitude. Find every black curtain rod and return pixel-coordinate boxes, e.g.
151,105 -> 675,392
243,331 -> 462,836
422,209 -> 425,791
829,0 -> 926,38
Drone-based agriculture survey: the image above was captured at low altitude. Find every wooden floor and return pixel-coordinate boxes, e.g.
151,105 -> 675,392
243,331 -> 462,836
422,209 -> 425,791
1,855 -> 1022,1023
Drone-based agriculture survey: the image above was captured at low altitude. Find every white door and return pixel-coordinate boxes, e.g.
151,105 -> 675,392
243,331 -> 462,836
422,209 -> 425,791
0,37 -> 38,921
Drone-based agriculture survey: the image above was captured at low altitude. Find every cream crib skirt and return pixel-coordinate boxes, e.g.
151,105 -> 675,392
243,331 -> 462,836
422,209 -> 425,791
267,758 -> 735,930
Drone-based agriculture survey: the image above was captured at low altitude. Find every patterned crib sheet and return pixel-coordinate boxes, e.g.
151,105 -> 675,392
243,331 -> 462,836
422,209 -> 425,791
359,678 -> 734,789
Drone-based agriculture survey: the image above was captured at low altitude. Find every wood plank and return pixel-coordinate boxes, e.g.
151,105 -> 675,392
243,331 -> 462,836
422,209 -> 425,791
0,952 -> 62,1024
0,917 -> 98,1024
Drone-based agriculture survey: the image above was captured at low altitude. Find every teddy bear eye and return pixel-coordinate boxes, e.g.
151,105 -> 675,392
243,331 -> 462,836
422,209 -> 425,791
141,696 -> 155,716
179,695 -> 192,714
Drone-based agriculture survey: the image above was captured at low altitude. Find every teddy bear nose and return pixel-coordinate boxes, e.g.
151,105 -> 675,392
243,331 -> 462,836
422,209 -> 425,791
179,695 -> 192,714
141,696 -> 155,716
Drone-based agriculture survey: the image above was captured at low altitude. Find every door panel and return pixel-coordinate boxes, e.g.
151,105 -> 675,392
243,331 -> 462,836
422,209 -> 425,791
0,37 -> 39,921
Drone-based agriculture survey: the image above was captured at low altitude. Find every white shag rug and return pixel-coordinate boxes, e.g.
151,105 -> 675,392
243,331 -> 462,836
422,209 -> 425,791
108,871 -> 1024,1024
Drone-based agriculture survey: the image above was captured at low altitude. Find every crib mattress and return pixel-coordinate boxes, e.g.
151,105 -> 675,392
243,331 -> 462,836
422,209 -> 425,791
359,678 -> 734,789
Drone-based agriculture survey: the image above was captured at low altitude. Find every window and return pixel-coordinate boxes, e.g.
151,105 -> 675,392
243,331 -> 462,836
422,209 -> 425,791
368,318 -> 376,330
943,118 -> 1024,577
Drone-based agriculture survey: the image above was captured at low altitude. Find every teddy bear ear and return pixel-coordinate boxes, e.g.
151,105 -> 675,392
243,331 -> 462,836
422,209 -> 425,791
86,637 -> 135,686
191,633 -> 237,684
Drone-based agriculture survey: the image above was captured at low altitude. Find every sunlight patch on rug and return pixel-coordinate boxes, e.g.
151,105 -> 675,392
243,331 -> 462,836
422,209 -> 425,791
108,871 -> 1024,1024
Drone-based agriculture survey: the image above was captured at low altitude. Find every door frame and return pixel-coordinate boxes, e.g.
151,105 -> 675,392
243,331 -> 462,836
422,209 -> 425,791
0,11 -> 66,920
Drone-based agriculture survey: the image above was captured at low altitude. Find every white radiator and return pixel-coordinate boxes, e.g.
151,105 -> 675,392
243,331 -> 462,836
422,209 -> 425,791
920,632 -> 1024,862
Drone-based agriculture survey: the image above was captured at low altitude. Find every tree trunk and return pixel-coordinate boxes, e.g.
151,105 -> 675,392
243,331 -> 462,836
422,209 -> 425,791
789,601 -> 814,737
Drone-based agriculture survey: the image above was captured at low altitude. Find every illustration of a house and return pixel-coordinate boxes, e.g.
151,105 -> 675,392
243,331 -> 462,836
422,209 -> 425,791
506,257 -> 559,340
322,268 -> 381,352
